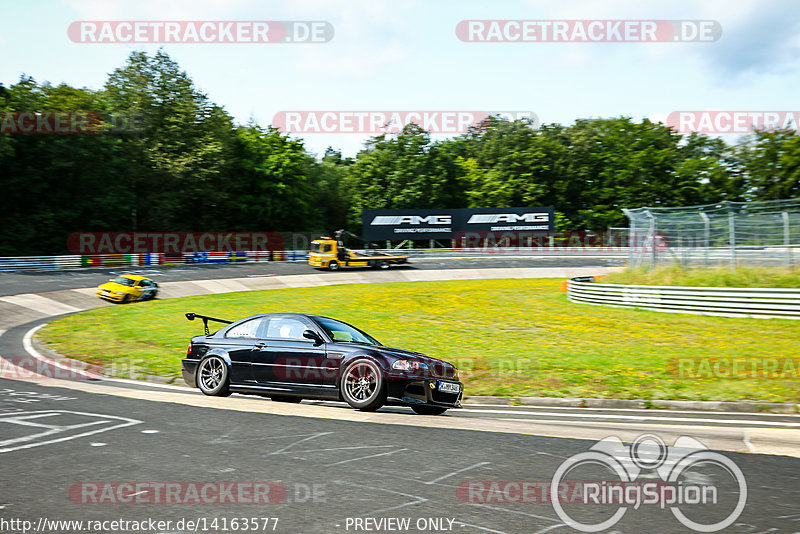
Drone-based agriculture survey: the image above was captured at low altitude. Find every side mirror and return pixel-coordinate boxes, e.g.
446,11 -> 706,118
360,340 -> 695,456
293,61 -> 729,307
303,330 -> 323,345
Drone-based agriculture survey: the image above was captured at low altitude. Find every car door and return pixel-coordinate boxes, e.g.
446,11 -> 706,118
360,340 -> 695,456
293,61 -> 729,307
218,316 -> 269,383
251,316 -> 331,387
138,279 -> 157,300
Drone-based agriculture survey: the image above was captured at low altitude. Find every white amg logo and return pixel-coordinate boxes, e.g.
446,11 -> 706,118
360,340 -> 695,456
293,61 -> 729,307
371,215 -> 452,225
467,213 -> 549,224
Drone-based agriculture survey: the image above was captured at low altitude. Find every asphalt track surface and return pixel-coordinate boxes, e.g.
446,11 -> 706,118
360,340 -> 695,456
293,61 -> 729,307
0,254 -> 626,296
1,260 -> 800,533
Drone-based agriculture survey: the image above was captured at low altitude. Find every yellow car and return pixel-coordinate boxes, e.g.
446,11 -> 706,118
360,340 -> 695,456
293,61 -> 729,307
96,274 -> 158,303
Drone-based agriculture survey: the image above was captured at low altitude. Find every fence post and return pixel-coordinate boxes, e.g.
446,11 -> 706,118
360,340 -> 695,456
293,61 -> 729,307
699,211 -> 710,267
644,209 -> 656,271
623,209 -> 635,268
727,204 -> 737,270
783,211 -> 793,270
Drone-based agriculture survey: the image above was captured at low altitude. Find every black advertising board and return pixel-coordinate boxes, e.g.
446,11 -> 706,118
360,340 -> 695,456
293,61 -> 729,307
457,206 -> 554,233
361,209 -> 455,241
361,207 -> 554,241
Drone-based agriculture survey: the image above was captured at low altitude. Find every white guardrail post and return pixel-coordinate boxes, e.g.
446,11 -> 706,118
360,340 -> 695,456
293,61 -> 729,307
566,278 -> 800,320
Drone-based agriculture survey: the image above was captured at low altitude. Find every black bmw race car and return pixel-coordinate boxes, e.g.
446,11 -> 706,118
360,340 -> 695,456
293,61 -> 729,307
181,312 -> 463,415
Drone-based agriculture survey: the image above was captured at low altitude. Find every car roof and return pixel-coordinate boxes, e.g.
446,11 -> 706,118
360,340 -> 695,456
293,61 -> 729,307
118,274 -> 149,281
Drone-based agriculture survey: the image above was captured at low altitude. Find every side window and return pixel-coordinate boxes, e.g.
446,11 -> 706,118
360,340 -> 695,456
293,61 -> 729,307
266,317 -> 309,340
323,244 -> 332,252
226,318 -> 266,339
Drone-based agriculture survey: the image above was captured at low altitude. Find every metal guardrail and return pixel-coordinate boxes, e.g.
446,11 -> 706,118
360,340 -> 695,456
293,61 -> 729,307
567,278 -> 800,319
0,251 -> 309,272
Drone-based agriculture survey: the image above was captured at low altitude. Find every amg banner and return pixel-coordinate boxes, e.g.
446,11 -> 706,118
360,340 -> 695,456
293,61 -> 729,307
362,207 -> 554,241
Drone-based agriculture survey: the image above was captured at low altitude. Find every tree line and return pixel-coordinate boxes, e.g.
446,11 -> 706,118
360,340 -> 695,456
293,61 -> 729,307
1,50 -> 798,255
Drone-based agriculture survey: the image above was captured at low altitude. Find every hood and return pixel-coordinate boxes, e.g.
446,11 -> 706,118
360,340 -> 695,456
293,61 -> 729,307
98,282 -> 132,291
373,345 -> 458,379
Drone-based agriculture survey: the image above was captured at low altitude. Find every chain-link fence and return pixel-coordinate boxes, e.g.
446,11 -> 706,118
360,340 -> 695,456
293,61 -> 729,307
623,198 -> 800,270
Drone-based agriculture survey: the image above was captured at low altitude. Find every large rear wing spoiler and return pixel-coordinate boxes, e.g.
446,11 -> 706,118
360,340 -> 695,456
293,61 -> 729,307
185,313 -> 233,335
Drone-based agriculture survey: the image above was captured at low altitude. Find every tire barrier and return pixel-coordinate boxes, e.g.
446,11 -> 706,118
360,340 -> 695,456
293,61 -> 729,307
0,250 -> 308,272
567,277 -> 800,319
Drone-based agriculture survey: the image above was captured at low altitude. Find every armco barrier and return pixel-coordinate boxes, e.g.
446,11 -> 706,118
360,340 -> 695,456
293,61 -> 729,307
0,250 -> 309,272
567,278 -> 800,319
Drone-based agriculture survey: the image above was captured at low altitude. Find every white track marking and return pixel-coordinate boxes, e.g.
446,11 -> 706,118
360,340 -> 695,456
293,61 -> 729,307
743,430 -> 756,452
458,408 -> 800,427
20,324 -> 193,389
0,410 -> 140,453
22,324 -> 99,379
0,294 -> 82,315
326,448 -> 408,466
269,432 -> 332,455
100,377 -> 194,391
462,403 -> 800,417
426,462 -> 491,485
454,522 -> 509,534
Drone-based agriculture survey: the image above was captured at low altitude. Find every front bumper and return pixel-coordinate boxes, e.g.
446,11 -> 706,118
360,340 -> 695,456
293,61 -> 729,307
96,289 -> 126,302
385,376 -> 463,408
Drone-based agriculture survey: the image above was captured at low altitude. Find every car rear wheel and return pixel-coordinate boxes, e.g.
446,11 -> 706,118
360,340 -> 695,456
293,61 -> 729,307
411,405 -> 448,415
378,261 -> 389,269
328,261 -> 340,271
341,359 -> 385,411
271,395 -> 302,403
196,356 -> 231,396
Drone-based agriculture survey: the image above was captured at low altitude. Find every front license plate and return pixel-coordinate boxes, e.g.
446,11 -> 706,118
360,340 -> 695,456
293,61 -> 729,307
438,381 -> 460,394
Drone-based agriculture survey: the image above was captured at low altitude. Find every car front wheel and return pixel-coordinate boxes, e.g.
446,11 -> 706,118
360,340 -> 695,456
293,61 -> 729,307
328,261 -> 340,271
196,356 -> 232,396
341,359 -> 385,411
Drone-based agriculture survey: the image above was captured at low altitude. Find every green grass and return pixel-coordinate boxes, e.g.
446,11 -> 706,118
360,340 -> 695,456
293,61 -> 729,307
601,265 -> 800,288
38,279 -> 800,402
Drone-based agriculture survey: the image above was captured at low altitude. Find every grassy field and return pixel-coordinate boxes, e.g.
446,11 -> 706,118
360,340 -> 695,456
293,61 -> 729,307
602,265 -> 800,288
38,279 -> 800,402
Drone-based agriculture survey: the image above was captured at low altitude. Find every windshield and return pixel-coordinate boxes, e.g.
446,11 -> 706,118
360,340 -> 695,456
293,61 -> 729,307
112,276 -> 135,286
313,316 -> 380,345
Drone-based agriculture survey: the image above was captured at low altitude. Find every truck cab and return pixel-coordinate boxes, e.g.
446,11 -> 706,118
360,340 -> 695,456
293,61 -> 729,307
308,234 -> 409,271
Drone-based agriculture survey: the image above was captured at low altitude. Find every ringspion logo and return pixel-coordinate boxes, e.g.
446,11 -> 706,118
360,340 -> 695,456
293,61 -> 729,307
68,21 -> 333,43
456,20 -> 721,42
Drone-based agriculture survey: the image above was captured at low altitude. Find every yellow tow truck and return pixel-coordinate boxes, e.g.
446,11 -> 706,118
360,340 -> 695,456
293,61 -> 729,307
308,230 -> 409,271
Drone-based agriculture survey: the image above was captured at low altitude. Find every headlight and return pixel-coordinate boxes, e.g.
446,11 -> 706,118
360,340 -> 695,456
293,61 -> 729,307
114,292 -> 125,295
392,360 -> 428,372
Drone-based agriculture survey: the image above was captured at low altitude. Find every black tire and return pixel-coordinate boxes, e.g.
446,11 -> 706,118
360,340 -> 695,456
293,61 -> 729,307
196,356 -> 231,396
121,294 -> 131,304
340,359 -> 385,411
378,261 -> 389,270
411,405 -> 448,415
328,261 -> 340,271
271,395 -> 302,403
